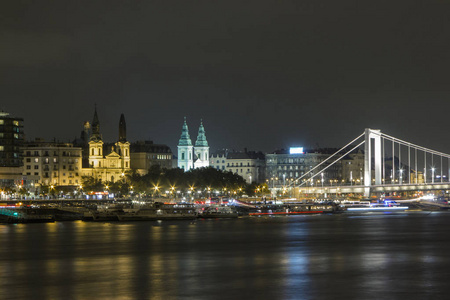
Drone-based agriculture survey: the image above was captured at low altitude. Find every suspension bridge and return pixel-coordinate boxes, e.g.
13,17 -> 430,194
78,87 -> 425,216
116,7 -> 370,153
286,128 -> 450,198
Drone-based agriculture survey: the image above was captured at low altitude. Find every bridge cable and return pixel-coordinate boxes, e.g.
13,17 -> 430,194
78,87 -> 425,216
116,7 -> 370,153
287,132 -> 365,187
293,140 -> 365,188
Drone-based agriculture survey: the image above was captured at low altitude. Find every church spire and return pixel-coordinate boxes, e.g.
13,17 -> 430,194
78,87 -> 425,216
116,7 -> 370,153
119,113 -> 126,142
195,119 -> 208,147
178,117 -> 193,146
90,105 -> 101,141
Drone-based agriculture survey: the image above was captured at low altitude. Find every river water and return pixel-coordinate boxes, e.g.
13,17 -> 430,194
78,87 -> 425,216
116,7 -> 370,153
1,212 -> 450,300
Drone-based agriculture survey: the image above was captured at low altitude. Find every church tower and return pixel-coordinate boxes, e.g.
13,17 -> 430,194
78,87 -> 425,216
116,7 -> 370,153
115,113 -> 130,170
88,106 -> 104,168
177,117 -> 194,171
194,120 -> 209,168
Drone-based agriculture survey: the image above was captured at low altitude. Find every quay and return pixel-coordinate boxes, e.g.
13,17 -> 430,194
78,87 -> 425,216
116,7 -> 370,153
1,197 -> 449,224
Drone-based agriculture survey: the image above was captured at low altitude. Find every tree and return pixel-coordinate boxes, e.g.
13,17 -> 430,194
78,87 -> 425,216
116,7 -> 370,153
81,176 -> 105,193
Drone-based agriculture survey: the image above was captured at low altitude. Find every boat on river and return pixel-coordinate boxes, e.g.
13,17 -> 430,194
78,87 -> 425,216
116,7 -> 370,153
344,204 -> 409,213
248,203 -> 334,216
86,202 -> 198,221
198,206 -> 239,218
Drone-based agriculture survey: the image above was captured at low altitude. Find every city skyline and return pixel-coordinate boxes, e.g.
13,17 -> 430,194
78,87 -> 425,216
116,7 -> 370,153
1,1 -> 450,154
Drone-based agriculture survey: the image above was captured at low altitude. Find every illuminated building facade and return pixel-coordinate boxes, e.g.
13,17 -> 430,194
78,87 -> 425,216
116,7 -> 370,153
22,139 -> 82,188
177,117 -> 210,171
265,148 -> 343,188
0,111 -> 24,187
210,149 -> 265,183
193,120 -> 209,169
130,141 -> 173,175
81,108 -> 130,182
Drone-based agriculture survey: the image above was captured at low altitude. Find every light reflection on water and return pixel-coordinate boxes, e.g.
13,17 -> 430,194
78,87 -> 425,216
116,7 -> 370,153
1,212 -> 450,299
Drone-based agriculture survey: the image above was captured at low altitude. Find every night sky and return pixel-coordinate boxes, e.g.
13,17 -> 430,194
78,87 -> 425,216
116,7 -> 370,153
1,0 -> 450,154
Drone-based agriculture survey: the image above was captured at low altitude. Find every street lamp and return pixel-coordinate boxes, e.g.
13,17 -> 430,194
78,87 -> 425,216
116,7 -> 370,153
432,168 -> 435,184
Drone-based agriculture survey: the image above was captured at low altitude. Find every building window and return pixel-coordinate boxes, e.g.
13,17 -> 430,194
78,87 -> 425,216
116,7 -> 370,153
181,152 -> 185,160
126,162 -> 128,167
26,165 -> 31,170
26,158 -> 31,162
34,172 -> 38,175
34,158 -> 39,163
34,165 -> 38,169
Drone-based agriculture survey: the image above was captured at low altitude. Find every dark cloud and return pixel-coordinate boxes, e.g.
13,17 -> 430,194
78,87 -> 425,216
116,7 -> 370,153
1,0 -> 450,153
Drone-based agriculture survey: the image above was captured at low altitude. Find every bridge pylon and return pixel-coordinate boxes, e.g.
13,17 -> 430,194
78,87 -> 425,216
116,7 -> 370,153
364,128 -> 382,197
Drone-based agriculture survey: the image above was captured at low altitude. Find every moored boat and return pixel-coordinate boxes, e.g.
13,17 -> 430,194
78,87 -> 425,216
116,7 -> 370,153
199,206 -> 239,218
88,202 -> 198,222
248,203 -> 333,216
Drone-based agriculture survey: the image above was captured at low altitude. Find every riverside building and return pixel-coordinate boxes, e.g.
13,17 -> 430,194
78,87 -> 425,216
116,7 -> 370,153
210,149 -> 265,183
177,118 -> 209,171
22,139 -> 82,191
0,111 -> 24,188
80,108 -> 130,182
130,141 -> 173,175
265,147 -> 343,189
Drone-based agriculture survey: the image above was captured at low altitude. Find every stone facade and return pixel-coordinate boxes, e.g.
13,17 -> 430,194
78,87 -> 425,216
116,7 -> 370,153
22,139 -> 82,187
210,149 -> 265,183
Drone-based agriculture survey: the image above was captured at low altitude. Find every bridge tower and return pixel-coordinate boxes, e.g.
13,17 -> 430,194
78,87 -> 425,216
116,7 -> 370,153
364,128 -> 382,197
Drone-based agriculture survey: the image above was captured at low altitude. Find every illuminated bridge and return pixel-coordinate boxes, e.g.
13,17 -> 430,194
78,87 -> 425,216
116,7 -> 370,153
285,129 -> 450,197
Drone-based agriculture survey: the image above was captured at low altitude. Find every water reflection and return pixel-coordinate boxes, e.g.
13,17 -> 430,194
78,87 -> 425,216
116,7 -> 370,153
1,213 -> 450,299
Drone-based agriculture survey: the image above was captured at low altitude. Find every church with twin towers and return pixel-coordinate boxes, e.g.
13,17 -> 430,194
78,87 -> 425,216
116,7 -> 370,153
177,117 -> 209,171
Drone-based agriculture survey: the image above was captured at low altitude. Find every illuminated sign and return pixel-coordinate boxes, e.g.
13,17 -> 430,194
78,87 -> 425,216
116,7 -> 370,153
289,147 -> 304,154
